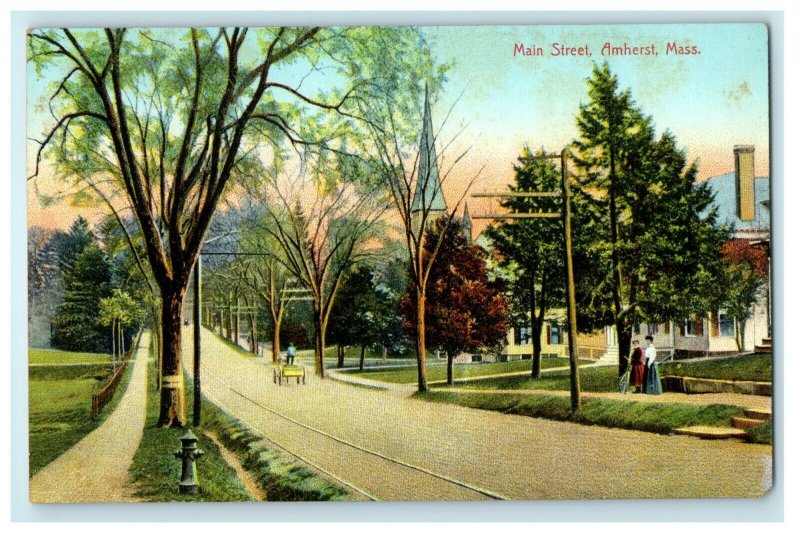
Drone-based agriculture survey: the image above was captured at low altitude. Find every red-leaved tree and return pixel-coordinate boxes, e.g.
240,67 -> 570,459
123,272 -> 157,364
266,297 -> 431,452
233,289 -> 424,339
402,217 -> 510,385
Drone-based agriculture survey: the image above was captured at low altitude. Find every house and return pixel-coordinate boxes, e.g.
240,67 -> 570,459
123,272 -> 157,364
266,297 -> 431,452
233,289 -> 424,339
501,311 -> 616,363
631,145 -> 771,358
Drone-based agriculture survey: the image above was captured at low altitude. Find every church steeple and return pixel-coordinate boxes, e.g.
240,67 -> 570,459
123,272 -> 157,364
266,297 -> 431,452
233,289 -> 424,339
461,202 -> 472,243
411,85 -> 447,218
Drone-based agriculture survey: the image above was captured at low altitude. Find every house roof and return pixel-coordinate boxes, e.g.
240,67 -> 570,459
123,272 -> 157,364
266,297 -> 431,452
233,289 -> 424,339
703,172 -> 770,232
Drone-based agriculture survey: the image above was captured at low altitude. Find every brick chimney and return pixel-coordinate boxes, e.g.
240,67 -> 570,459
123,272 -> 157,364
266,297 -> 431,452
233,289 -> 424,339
734,145 -> 756,222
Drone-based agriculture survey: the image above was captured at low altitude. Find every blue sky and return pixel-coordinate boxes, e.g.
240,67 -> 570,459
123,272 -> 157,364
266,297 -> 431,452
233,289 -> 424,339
424,24 -> 769,186
27,23 -> 770,229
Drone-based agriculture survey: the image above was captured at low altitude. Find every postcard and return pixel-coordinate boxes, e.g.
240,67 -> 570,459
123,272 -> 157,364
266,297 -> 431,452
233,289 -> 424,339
26,22 -> 772,503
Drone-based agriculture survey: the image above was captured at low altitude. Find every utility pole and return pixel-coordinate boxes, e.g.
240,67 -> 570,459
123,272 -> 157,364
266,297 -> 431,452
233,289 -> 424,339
192,254 -> 202,426
472,148 -> 582,413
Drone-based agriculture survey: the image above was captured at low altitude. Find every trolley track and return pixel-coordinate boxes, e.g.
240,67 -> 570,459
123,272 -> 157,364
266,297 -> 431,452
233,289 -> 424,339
196,362 -> 509,501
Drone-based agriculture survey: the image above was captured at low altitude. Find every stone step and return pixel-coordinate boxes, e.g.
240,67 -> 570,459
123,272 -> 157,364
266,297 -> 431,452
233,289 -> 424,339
673,425 -> 748,440
730,416 -> 767,430
761,337 -> 772,346
744,408 -> 772,421
755,345 -> 772,353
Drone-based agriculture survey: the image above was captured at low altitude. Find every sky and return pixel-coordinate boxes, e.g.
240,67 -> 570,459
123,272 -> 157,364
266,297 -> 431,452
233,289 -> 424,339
27,23 -> 770,231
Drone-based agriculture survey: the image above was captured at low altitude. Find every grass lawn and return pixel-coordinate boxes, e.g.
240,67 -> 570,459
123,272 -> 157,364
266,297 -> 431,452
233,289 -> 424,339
29,348 -> 111,366
418,391 -> 757,438
321,345 -> 414,360
28,349 -> 130,477
460,365 -> 620,392
660,353 -> 772,382
353,357 -> 581,384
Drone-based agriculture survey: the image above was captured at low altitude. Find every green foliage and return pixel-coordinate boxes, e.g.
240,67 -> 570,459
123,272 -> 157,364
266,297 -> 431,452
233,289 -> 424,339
570,63 -> 730,363
51,242 -> 113,353
746,419 -> 773,445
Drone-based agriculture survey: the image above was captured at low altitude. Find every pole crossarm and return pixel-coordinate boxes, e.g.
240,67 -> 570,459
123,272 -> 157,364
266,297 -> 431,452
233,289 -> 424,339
200,252 -> 275,256
472,191 -> 562,198
519,153 -> 563,161
473,212 -> 562,219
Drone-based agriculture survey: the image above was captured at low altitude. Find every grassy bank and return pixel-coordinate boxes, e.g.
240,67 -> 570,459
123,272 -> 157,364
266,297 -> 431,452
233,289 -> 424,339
660,353 -> 772,382
28,349 -> 132,476
199,395 -> 353,501
130,338 -> 352,501
353,357 -> 582,384
418,390 -> 752,437
128,349 -> 253,502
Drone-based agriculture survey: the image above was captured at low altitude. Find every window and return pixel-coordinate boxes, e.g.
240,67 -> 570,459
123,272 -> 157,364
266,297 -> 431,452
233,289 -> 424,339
719,312 -> 735,337
549,324 -> 563,345
633,323 -> 641,334
514,326 -> 532,346
647,323 -> 659,336
684,316 -> 705,336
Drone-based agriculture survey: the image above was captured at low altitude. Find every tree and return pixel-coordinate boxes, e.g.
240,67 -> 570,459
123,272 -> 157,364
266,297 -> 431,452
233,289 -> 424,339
251,169 -> 388,377
52,242 -> 113,353
720,239 -> 769,351
572,63 -> 728,375
329,265 -> 397,371
358,79 -> 481,392
402,217 -> 509,385
485,147 -> 566,378
98,289 -> 143,365
29,26 -> 436,425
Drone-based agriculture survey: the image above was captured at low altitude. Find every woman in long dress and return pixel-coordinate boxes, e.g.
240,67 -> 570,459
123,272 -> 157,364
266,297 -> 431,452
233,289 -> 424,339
643,335 -> 662,395
629,340 -> 645,393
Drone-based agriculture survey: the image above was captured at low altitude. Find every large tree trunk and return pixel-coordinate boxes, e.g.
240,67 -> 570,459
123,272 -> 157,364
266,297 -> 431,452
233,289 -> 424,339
447,352 -> 454,385
227,306 -> 234,342
272,319 -> 281,363
313,307 -> 326,377
359,345 -> 366,372
609,149 -> 630,377
158,285 -> 187,427
530,277 -> 544,379
337,345 -> 345,368
415,287 -> 429,392
234,306 -> 240,347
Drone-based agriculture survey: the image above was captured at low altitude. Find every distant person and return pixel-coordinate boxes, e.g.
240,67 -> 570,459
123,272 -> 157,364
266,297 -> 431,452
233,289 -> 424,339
629,339 -> 645,393
643,335 -> 662,394
286,343 -> 297,365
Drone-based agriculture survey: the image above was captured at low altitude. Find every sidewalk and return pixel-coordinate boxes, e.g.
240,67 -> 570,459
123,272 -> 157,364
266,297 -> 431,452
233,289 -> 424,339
29,332 -> 150,503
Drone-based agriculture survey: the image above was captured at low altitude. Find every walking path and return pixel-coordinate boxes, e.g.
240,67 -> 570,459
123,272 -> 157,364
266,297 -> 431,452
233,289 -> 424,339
190,329 -> 771,500
29,332 -> 151,503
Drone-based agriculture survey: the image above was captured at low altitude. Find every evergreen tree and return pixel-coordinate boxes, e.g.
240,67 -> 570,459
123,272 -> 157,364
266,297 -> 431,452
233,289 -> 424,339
572,63 -> 728,374
51,242 -> 113,353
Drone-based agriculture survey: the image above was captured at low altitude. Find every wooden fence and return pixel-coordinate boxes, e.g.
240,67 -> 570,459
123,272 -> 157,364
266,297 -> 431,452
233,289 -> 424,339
91,330 -> 141,418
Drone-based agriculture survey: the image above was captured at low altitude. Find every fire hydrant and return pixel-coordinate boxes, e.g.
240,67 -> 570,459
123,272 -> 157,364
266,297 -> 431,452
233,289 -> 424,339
174,429 -> 204,494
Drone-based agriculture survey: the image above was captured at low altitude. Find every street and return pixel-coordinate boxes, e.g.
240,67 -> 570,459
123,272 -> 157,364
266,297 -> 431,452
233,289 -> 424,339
186,329 -> 772,500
